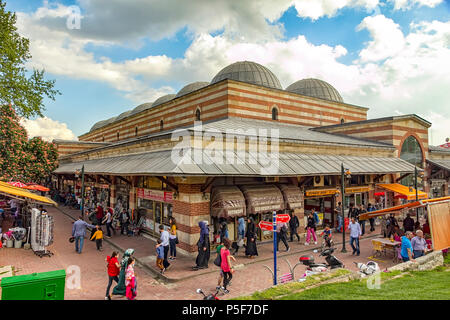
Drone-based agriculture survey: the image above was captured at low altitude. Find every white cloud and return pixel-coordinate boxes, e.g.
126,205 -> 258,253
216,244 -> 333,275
390,0 -> 443,10
293,0 -> 380,20
20,117 -> 78,142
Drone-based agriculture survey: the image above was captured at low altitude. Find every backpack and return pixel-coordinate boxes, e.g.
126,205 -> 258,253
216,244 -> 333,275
214,252 -> 222,267
314,212 -> 319,224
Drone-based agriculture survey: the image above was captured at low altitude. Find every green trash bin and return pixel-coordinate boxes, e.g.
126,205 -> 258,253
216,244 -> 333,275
1,269 -> 66,300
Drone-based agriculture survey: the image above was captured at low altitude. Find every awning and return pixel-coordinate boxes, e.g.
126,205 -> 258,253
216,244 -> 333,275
427,159 -> 450,172
240,184 -> 285,214
277,184 -> 303,210
377,183 -> 427,200
54,149 -> 419,177
305,188 -> 339,197
210,186 -> 246,218
0,181 -> 57,206
359,196 -> 450,220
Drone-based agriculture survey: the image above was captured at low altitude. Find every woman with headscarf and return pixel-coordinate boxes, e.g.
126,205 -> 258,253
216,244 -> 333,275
193,221 -> 210,270
233,217 -> 246,255
219,220 -> 229,243
112,248 -> 135,296
245,217 -> 258,258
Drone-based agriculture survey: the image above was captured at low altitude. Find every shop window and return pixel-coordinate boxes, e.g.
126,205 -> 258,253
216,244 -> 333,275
400,135 -> 423,186
135,126 -> 138,136
272,107 -> 278,120
195,108 -> 201,121
160,120 -> 164,131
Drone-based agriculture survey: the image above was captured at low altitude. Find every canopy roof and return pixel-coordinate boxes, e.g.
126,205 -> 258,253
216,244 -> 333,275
377,183 -> 427,201
0,181 -> 57,206
210,186 -> 246,218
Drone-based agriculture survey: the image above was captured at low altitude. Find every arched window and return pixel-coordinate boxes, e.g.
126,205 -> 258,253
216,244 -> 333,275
160,120 -> 164,131
117,131 -> 119,141
400,135 -> 423,186
272,107 -> 278,120
340,118 -> 345,124
102,136 -> 105,142
135,126 -> 138,136
195,109 -> 201,121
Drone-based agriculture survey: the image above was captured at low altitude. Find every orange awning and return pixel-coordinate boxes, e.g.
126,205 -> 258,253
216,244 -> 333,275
0,181 -> 57,206
377,183 -> 427,201
359,196 -> 450,220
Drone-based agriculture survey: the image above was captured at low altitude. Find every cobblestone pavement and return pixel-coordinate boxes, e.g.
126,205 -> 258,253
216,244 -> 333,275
1,205 -> 400,300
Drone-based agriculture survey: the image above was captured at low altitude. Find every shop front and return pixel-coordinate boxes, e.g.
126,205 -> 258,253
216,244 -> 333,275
115,182 -> 130,211
304,188 -> 339,229
344,186 -> 371,208
136,188 -> 173,237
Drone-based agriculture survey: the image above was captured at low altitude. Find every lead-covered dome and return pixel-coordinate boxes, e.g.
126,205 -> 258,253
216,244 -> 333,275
90,119 -> 108,132
286,78 -> 343,103
131,102 -> 153,115
211,61 -> 282,90
152,94 -> 176,107
176,82 -> 209,98
116,110 -> 132,121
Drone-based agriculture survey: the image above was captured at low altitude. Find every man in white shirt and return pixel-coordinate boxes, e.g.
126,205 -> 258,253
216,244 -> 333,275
347,217 -> 362,256
159,224 -> 171,271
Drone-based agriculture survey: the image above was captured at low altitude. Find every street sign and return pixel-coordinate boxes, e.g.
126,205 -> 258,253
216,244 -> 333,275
276,214 -> 291,224
258,220 -> 273,231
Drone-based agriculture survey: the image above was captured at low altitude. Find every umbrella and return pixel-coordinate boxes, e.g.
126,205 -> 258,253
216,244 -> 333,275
8,181 -> 27,188
24,184 -> 50,192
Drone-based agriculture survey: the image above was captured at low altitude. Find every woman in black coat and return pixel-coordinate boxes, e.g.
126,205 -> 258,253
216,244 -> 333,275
193,221 -> 210,270
245,217 -> 258,258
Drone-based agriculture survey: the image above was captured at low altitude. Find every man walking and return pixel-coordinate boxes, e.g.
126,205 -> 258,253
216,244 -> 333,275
103,208 -> 115,238
401,231 -> 416,262
289,213 -> 300,242
72,216 -> 96,254
159,224 -> 171,271
358,204 -> 366,236
403,213 -> 415,232
335,202 -> 343,233
411,230 -> 427,258
367,203 -> 376,232
276,222 -> 290,252
347,217 -> 362,256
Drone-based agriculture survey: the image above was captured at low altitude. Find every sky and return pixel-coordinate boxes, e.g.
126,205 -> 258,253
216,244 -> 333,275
6,0 -> 450,145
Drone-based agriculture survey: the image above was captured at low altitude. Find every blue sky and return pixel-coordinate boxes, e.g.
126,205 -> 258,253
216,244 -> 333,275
6,0 -> 450,144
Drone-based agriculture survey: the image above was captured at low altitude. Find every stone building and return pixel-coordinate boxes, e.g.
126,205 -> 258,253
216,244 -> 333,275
53,61 -> 449,256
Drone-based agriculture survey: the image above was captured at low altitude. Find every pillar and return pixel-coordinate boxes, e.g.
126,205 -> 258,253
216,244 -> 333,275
110,176 -> 116,208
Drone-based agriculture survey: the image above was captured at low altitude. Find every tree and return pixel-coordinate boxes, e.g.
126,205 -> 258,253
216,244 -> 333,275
0,0 -> 60,118
0,104 -> 59,183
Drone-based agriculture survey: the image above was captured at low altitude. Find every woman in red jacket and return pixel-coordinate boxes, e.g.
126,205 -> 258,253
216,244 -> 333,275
105,251 -> 121,300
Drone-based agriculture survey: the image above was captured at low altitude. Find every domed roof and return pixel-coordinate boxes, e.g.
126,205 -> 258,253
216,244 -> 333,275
211,61 -> 282,90
152,94 -> 176,107
90,119 -> 108,132
104,116 -> 118,125
175,82 -> 209,98
286,78 -> 343,103
131,102 -> 153,115
116,110 -> 132,121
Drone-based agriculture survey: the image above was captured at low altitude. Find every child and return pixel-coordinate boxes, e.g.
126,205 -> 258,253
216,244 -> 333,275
90,225 -> 103,251
320,225 -> 333,248
156,239 -> 165,274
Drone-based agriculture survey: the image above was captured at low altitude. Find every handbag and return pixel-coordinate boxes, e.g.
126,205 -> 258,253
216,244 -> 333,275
175,237 -> 179,244
213,253 -> 221,267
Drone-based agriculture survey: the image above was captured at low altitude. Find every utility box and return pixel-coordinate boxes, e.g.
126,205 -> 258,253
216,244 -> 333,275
1,269 -> 66,300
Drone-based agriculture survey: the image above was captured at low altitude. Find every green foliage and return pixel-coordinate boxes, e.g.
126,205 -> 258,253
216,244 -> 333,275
0,104 -> 58,183
0,0 -> 60,118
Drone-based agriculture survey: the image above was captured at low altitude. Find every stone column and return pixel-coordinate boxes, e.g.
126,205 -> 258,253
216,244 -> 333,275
110,176 -> 116,209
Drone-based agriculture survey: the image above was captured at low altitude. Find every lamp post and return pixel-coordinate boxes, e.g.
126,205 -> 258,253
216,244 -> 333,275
414,166 -> 419,221
341,163 -> 351,253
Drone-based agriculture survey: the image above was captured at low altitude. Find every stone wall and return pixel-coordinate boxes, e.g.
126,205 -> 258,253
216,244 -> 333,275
387,250 -> 444,272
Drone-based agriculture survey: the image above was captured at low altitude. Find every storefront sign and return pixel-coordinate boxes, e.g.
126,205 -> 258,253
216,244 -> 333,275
345,186 -> 370,194
137,188 -> 173,203
95,183 -> 110,189
431,179 -> 446,188
258,220 -> 273,231
306,189 -> 339,197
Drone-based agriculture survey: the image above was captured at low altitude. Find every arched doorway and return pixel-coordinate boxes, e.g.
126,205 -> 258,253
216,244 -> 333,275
399,135 -> 423,187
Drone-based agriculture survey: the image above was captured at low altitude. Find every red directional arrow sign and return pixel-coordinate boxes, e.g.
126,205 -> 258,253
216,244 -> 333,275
258,220 -> 273,231
276,214 -> 291,224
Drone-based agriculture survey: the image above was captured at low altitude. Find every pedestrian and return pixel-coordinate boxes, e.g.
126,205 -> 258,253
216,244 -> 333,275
358,204 -> 366,236
400,231 -> 416,262
289,212 -> 300,242
403,213 -> 415,232
347,217 -> 361,256
411,230 -> 427,259
232,217 -> 246,255
169,217 -> 177,260
90,225 -> 103,251
219,220 -> 229,243
120,208 -> 130,236
215,239 -> 225,290
220,238 -> 236,294
105,251 -> 121,300
156,239 -> 165,274
72,216 -> 96,254
125,257 -> 137,300
387,214 -> 399,238
112,248 -> 135,296
304,212 -> 317,245
102,208 -> 114,238
96,203 -> 104,226
335,202 -> 343,233
159,224 -> 171,271
348,203 -> 356,219
381,214 -> 389,237
367,203 -> 376,232
245,217 -> 258,258
312,208 -> 320,229
276,221 -> 290,252
193,221 -> 211,269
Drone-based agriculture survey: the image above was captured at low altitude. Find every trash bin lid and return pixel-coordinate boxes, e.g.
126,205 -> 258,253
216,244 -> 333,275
1,269 -> 66,288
